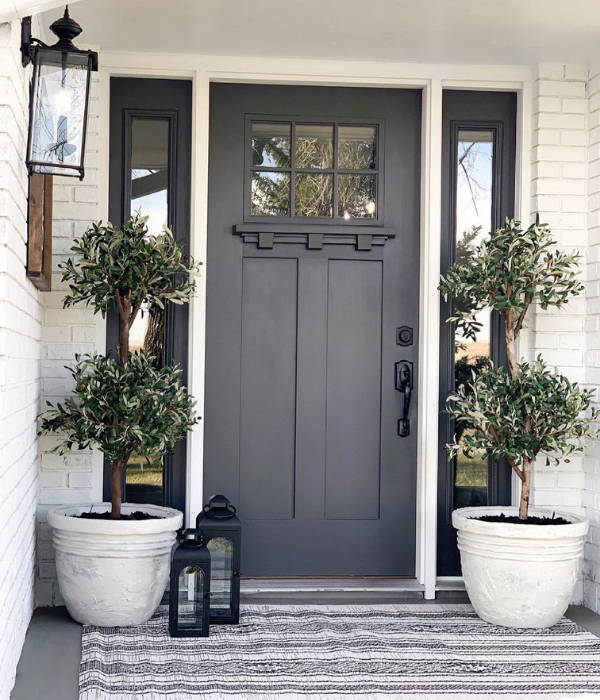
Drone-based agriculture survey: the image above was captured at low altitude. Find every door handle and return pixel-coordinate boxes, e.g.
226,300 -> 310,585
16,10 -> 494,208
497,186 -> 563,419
395,360 -> 413,437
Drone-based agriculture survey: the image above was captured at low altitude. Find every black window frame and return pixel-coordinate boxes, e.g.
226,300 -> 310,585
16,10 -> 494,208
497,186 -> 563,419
437,90 -> 516,577
105,78 -> 192,513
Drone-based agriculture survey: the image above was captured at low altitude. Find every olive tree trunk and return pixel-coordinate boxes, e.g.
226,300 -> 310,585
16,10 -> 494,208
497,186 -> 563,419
505,309 -> 531,521
519,459 -> 532,520
111,292 -> 133,519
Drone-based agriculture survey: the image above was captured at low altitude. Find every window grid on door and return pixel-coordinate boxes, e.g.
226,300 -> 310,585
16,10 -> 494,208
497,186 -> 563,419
246,119 -> 381,223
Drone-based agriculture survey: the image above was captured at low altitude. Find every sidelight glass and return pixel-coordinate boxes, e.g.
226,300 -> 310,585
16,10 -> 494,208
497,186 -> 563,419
125,116 -> 171,505
453,129 -> 494,508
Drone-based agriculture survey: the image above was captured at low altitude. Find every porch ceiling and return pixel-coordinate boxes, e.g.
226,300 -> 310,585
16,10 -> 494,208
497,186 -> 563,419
40,0 -> 600,66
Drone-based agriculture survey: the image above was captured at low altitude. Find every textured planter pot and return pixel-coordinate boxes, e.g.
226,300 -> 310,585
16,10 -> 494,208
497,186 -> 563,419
453,505 -> 587,629
48,503 -> 183,626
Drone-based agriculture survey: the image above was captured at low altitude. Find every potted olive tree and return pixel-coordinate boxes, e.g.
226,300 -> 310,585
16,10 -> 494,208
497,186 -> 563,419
40,214 -> 198,626
440,218 -> 597,628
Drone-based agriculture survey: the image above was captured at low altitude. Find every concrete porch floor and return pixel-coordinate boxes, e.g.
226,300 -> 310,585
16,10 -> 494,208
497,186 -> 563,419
10,592 -> 600,700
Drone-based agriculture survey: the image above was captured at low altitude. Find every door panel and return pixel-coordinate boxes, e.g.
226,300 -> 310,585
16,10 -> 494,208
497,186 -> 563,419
240,257 -> 298,520
205,84 -> 421,576
325,259 -> 382,520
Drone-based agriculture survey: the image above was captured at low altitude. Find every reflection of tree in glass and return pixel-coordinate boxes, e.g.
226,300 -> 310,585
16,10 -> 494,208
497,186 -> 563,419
296,134 -> 332,169
339,136 -> 376,170
251,126 -> 377,218
455,226 -> 481,264
296,175 -> 332,217
453,354 -> 491,444
458,140 -> 491,217
339,175 -> 375,218
251,173 -> 289,216
452,226 -> 491,447
252,133 -> 289,168
143,306 -> 164,366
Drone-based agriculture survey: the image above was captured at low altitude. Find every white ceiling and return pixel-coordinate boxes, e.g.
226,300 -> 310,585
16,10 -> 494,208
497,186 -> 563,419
40,0 -> 600,66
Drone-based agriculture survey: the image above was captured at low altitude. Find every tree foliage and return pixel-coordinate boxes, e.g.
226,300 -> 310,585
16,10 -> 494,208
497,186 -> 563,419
440,218 -> 583,346
40,214 -> 199,518
60,214 -> 198,318
440,218 -> 597,519
40,352 -> 197,465
447,357 -> 596,468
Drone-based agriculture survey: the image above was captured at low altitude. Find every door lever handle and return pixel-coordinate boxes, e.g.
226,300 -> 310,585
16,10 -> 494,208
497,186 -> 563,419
395,360 -> 413,437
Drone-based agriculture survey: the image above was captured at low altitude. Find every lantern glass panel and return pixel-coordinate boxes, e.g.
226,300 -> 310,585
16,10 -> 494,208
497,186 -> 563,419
207,537 -> 233,616
176,565 -> 206,630
28,48 -> 90,177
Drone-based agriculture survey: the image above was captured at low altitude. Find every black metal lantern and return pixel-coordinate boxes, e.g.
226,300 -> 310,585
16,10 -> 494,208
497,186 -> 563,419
21,7 -> 98,179
169,529 -> 211,637
196,495 -> 242,624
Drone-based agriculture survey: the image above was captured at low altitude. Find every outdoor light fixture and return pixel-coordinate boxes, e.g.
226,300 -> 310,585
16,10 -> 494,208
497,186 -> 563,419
196,495 -> 242,625
21,6 -> 98,179
169,529 -> 211,637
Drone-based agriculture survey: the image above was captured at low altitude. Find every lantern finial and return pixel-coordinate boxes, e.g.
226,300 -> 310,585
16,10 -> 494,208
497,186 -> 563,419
49,5 -> 83,50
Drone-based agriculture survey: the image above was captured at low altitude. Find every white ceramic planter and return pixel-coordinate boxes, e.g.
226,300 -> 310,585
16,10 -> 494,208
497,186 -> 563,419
453,506 -> 588,629
48,503 -> 183,626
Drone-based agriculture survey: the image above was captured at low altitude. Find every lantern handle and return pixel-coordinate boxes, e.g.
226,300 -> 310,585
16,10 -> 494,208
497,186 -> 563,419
203,495 -> 237,518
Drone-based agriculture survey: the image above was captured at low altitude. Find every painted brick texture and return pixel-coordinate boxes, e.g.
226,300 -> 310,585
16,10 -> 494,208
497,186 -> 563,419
530,63 -> 589,604
584,63 -> 600,614
35,74 -> 104,608
0,20 -> 41,700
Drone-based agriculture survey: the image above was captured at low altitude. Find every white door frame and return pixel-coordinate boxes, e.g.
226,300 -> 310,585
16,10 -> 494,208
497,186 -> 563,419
96,51 -> 533,600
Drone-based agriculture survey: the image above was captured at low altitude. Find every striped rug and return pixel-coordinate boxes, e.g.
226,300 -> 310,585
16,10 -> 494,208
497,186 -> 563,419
79,604 -> 600,699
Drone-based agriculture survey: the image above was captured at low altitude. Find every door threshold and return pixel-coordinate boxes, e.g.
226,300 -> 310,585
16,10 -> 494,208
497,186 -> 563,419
240,577 -> 424,594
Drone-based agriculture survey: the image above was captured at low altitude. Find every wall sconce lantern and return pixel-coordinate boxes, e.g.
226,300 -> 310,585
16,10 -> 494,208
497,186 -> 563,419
196,495 -> 242,625
21,6 -> 98,179
169,529 -> 211,638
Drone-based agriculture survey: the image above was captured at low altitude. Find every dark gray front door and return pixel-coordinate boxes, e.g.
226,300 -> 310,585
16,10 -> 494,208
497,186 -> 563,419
205,84 -> 421,576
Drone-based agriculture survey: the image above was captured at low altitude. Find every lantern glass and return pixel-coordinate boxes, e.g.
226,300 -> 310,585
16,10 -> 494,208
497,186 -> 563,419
169,529 -> 211,637
176,565 -> 207,630
28,47 -> 91,178
207,537 -> 233,615
196,494 -> 242,625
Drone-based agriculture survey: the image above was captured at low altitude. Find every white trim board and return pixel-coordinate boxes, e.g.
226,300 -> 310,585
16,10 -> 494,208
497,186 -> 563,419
95,51 -> 532,602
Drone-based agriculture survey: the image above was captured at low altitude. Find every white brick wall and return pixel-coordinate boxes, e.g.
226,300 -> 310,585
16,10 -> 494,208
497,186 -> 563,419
529,63 -> 589,604
584,62 -> 600,613
0,20 -> 41,700
35,76 -> 104,607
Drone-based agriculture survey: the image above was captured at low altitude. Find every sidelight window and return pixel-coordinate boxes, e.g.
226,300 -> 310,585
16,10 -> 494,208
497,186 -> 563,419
452,129 -> 495,508
249,120 -> 379,221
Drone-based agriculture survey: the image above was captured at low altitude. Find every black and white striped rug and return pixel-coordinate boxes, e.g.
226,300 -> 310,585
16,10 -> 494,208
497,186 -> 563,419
79,604 -> 600,699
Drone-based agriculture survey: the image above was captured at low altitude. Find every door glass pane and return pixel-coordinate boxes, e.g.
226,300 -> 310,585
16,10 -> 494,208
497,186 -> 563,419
295,124 -> 333,169
453,129 -> 494,508
207,537 -> 233,618
338,174 -> 377,219
251,171 -> 290,216
126,117 -> 170,505
295,173 -> 333,217
338,125 -> 377,170
177,566 -> 205,629
251,122 -> 291,168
